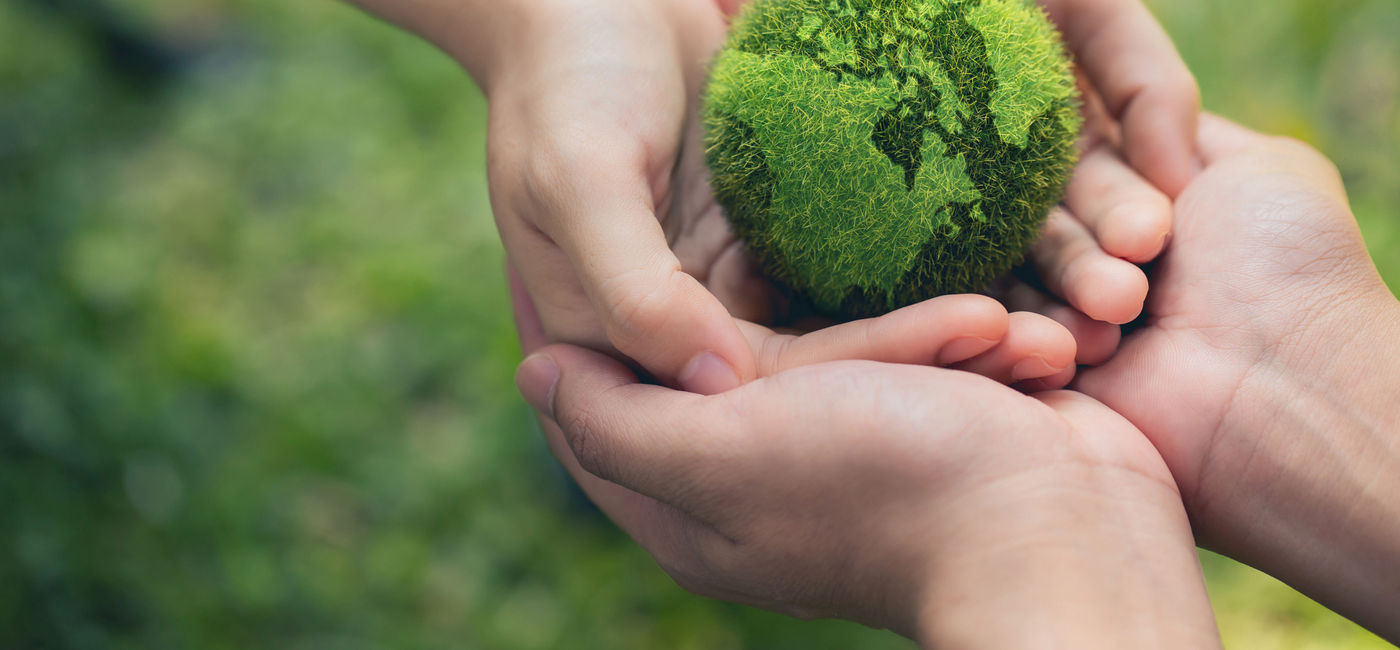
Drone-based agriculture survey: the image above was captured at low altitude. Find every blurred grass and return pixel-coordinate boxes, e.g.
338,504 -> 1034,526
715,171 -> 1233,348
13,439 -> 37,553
0,0 -> 1396,648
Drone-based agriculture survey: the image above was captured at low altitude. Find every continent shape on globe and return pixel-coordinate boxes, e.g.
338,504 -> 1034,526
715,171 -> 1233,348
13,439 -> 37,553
704,0 -> 1081,317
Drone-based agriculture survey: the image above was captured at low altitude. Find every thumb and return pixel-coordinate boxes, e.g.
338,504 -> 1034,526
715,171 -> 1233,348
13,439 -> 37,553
531,152 -> 755,394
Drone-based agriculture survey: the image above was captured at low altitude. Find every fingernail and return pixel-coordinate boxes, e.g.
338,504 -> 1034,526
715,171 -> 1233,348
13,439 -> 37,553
1011,357 -> 1058,382
516,354 -> 559,419
679,351 -> 741,395
937,337 -> 997,366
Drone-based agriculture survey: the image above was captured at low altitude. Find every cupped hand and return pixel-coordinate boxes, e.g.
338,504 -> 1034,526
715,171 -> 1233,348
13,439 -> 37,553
1036,0 -> 1201,196
486,0 -> 757,393
513,342 -> 1219,647
1023,0 -> 1201,331
711,0 -> 1197,330
1075,116 -> 1391,520
486,0 -> 1185,395
1072,115 -> 1400,640
510,263 -> 1078,404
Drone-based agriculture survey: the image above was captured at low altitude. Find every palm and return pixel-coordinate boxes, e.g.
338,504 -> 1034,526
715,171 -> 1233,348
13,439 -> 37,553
1078,141 -> 1370,510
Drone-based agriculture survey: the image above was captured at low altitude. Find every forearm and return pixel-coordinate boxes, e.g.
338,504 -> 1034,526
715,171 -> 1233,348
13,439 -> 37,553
915,475 -> 1221,649
1202,296 -> 1400,641
342,0 -> 530,90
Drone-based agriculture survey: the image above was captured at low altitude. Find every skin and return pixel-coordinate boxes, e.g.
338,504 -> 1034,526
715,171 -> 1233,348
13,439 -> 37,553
512,313 -> 1222,647
1070,115 -> 1400,641
345,0 -> 1196,395
512,118 -> 1400,644
345,0 -> 1400,641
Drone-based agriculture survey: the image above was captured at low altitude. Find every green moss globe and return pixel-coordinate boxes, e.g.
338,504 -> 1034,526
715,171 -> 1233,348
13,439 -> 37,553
704,0 -> 1082,317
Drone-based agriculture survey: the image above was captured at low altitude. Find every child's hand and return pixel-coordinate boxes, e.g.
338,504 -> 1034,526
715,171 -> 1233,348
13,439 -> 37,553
511,266 -> 1081,394
713,0 -> 1195,353
485,0 -> 1185,390
981,0 -> 1200,350
1006,138 -> 1175,363
353,0 -> 1192,392
1039,0 -> 1201,196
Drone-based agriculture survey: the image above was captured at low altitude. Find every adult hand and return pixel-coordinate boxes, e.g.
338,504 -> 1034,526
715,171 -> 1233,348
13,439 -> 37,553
512,343 -> 1221,648
1076,115 -> 1400,640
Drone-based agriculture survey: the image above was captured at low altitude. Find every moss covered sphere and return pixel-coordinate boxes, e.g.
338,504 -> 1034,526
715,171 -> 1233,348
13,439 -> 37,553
704,0 -> 1082,317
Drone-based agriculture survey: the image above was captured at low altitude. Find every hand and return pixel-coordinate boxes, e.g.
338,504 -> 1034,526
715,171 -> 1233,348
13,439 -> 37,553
512,344 -> 1220,648
1037,0 -> 1202,196
728,0 -> 1202,197
347,0 -> 1182,386
1076,115 -> 1400,639
474,0 -> 1176,390
1022,0 -> 1203,337
509,264 -> 1080,409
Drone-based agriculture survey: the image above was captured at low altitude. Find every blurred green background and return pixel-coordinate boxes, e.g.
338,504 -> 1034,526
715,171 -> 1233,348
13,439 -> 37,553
1,0 -> 1396,647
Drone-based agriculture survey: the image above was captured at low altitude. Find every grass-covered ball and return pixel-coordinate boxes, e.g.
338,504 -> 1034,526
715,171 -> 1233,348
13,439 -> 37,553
704,0 -> 1082,317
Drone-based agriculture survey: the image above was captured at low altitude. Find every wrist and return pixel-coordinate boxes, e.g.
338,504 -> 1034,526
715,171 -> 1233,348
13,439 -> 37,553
912,462 -> 1218,649
1197,293 -> 1400,639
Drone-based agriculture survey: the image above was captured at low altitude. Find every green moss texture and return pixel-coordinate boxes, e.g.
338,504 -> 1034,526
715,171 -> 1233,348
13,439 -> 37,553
704,0 -> 1082,317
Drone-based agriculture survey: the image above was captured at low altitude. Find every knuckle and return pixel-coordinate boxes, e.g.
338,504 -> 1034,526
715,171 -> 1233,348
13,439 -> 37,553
756,332 -> 797,376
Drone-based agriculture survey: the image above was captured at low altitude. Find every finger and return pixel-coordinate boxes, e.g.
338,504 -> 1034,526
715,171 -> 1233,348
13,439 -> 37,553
508,262 -> 549,355
741,294 -> 1010,375
1042,0 -> 1200,196
1032,391 -> 1173,479
1074,69 -> 1120,151
538,412 -> 704,559
1065,146 -> 1173,264
513,289 -> 726,579
525,140 -> 755,395
1014,365 -> 1077,393
1003,282 -> 1121,366
1032,207 -> 1150,325
951,311 -> 1076,385
516,344 -> 747,508
1033,390 -> 1155,450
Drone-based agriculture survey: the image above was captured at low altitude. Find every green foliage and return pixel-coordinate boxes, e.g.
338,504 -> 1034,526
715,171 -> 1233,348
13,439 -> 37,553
0,0 -> 1397,648
704,0 -> 1080,316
